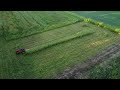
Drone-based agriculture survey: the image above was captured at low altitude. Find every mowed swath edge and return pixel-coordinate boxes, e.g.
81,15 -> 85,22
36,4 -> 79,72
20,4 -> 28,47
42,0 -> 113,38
26,30 -> 94,54
17,22 -> 94,54
1,11 -> 83,40
10,22 -> 92,49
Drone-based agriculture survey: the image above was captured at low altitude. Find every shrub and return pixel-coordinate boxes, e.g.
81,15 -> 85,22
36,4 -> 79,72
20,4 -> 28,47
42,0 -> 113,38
84,18 -> 92,22
115,28 -> 120,34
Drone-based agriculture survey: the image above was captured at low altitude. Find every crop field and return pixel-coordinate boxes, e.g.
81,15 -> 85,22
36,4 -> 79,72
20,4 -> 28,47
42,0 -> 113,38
73,11 -> 120,32
0,11 -> 120,79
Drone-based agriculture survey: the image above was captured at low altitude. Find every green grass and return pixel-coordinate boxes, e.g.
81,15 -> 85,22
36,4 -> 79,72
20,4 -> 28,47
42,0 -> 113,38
13,22 -> 94,50
0,11 -> 82,40
72,11 -> 120,34
0,21 -> 120,79
87,55 -> 120,79
26,28 -> 94,54
1,11 -> 120,79
26,32 -> 94,54
83,18 -> 120,33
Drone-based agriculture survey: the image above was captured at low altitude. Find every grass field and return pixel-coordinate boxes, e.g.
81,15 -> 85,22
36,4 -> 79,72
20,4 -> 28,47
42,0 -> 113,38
0,21 -> 120,79
0,11 -> 82,40
0,11 -> 120,79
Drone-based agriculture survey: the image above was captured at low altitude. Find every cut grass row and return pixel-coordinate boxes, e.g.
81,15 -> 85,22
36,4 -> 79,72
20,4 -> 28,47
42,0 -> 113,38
14,22 -> 92,50
26,30 -> 94,54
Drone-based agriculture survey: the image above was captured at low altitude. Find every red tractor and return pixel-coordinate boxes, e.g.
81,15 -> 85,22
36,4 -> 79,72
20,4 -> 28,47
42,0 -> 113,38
16,48 -> 25,55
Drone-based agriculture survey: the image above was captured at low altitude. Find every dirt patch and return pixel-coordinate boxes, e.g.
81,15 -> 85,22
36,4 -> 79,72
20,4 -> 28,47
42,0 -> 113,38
56,42 -> 120,79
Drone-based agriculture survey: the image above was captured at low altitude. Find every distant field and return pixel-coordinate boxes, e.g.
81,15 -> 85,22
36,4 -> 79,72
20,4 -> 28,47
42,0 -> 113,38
0,11 -> 82,40
0,21 -> 120,79
72,11 -> 120,28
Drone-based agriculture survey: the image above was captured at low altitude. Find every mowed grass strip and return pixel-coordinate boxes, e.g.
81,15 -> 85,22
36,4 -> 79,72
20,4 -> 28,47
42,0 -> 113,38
26,30 -> 94,54
14,22 -> 94,50
19,22 -> 95,54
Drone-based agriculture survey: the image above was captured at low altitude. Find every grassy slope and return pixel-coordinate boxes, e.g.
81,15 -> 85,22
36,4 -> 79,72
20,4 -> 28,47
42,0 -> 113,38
0,11 -> 82,40
0,22 -> 120,79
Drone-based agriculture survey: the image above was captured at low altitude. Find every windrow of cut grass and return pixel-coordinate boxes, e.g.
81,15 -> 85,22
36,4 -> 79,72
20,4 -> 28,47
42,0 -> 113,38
26,30 -> 94,54
13,22 -> 93,50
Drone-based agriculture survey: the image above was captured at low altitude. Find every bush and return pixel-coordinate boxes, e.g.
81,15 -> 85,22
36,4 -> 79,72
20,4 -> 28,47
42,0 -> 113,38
115,28 -> 120,34
83,17 -> 119,34
84,18 -> 92,22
